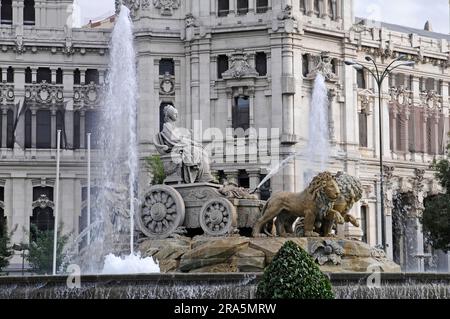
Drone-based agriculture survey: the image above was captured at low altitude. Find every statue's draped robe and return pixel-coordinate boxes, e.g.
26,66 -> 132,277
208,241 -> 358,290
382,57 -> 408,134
158,122 -> 214,183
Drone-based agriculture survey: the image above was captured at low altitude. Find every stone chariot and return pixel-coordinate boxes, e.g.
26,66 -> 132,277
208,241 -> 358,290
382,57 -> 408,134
138,104 -> 264,239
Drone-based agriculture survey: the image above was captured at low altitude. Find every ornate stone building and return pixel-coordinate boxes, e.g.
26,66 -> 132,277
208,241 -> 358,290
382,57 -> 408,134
1,0 -> 449,272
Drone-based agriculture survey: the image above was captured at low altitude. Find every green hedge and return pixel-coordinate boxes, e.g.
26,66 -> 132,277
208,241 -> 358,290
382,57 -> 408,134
256,241 -> 334,299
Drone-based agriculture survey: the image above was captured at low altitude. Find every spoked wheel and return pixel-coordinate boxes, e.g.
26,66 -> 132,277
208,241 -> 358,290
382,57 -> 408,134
199,198 -> 237,236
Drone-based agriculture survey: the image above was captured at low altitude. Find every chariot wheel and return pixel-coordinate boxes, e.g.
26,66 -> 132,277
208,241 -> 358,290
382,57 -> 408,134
139,185 -> 185,239
199,198 -> 237,236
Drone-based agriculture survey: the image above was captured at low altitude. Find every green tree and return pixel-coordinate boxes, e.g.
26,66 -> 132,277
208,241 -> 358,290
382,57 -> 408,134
146,155 -> 166,185
0,218 -> 13,273
256,241 -> 335,299
423,135 -> 450,252
26,225 -> 69,274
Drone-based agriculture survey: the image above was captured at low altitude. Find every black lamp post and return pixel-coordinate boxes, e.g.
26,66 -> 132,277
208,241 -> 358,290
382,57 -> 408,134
344,55 -> 415,251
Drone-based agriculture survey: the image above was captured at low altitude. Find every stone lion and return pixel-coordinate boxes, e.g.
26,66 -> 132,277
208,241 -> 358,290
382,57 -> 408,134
319,172 -> 363,236
252,172 -> 343,238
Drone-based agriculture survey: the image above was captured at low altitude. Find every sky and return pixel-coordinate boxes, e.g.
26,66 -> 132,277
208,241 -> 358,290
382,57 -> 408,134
76,0 -> 450,34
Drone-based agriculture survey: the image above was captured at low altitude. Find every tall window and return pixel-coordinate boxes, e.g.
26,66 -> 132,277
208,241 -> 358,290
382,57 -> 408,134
36,110 -> 51,149
85,69 -> 99,84
24,0 -> 35,25
30,187 -> 54,241
359,111 -> 368,147
425,77 -> 435,91
217,55 -> 229,79
232,96 -> 250,132
256,0 -> 268,13
302,54 -> 309,77
56,69 -> 63,84
73,111 -> 80,149
237,0 -> 248,15
0,186 -> 5,239
6,67 -> 14,83
6,109 -> 14,148
25,109 -> 32,149
0,0 -> 12,25
25,67 -> 32,83
159,59 -> 175,76
218,0 -> 229,17
357,69 -> 366,89
85,111 -> 100,148
255,52 -> 267,76
56,110 -> 64,149
361,206 -> 368,243
238,170 -> 249,188
74,69 -> 81,85
37,68 -> 51,83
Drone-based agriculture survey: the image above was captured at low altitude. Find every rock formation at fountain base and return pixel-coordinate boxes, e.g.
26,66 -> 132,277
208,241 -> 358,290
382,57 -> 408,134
138,236 -> 400,274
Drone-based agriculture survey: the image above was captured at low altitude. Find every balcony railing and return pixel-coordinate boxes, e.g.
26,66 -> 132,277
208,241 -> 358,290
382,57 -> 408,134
218,9 -> 229,17
256,6 -> 269,13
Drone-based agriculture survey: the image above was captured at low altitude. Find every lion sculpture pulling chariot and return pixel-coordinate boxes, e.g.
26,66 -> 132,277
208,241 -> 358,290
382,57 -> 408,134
252,171 -> 363,237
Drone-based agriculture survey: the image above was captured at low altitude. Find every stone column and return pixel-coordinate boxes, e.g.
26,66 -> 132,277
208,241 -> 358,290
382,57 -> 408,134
422,110 -> 428,154
10,173 -> 28,246
307,0 -> 314,16
247,170 -> 260,194
61,177 -> 76,237
321,0 -> 329,18
80,69 -> 86,85
31,68 -> 37,83
433,112 -> 440,155
63,68 -> 74,149
391,107 -> 397,154
403,107 -> 410,155
12,0 -> 23,26
229,0 -> 236,16
224,170 -> 239,185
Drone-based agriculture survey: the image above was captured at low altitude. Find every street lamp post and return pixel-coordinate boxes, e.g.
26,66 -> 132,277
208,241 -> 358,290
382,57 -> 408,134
344,55 -> 415,251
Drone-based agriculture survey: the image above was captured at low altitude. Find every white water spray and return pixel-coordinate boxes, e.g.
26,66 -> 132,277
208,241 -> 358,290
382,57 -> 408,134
304,73 -> 330,184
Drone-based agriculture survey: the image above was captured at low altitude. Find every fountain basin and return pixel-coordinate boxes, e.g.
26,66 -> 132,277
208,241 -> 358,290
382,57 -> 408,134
0,273 -> 449,299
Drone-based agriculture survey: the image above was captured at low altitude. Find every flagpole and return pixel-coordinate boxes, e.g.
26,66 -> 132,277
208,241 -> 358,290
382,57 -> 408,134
53,130 -> 61,275
87,133 -> 91,244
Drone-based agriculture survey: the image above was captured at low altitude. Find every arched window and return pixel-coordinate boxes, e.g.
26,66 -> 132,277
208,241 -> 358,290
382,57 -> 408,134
25,109 -> 32,149
218,0 -> 229,17
256,0 -> 268,13
6,67 -> 14,83
255,52 -> 267,76
232,96 -> 250,132
24,0 -> 35,26
73,111 -> 80,149
0,0 -> 12,25
237,0 -> 248,15
217,55 -> 229,79
360,206 -> 368,243
85,69 -> 99,84
36,110 -> 51,149
74,69 -> 81,85
37,67 -> 51,83
56,69 -> 63,84
159,59 -> 175,76
30,187 -> 54,242
6,109 -> 14,148
25,67 -> 32,83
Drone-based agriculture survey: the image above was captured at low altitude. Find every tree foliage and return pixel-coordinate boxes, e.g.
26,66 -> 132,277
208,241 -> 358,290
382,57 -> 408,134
0,218 -> 13,273
26,225 -> 69,274
146,155 -> 166,185
256,241 -> 334,299
422,135 -> 450,252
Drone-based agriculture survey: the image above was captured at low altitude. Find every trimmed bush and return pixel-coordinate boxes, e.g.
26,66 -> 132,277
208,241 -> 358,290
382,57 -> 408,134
256,241 -> 334,299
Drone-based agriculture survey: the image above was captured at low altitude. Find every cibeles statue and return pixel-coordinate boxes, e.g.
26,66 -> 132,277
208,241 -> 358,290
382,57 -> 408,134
153,104 -> 215,184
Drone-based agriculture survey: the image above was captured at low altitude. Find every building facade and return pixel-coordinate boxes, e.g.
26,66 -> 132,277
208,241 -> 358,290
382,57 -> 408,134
1,0 -> 449,272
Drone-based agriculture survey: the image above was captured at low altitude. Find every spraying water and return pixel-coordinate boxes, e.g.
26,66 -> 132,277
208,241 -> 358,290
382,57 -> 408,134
304,73 -> 330,184
254,73 -> 330,191
76,5 -> 159,274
